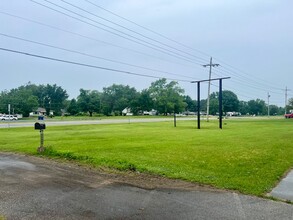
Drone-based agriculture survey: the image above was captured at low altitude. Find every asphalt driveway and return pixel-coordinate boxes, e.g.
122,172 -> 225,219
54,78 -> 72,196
0,153 -> 292,220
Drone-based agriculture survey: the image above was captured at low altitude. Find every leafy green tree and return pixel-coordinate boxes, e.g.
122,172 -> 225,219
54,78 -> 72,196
287,98 -> 293,112
40,84 -> 69,115
269,105 -> 279,116
209,90 -> 239,114
77,89 -> 101,116
0,91 -> 10,113
67,98 -> 79,115
209,99 -> 219,115
6,83 -> 68,116
148,78 -> 186,114
222,90 -> 239,112
247,99 -> 266,115
16,92 -> 39,117
183,95 -> 196,112
277,107 -> 285,115
239,101 -> 249,115
0,85 -> 38,116
199,99 -> 207,112
101,84 -> 138,116
136,89 -> 154,112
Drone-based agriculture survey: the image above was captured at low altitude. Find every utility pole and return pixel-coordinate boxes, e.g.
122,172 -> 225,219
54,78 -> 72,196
203,57 -> 219,121
267,92 -> 270,117
284,86 -> 290,114
8,104 -> 10,128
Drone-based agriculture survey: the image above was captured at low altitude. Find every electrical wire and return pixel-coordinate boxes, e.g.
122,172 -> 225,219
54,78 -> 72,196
0,11 -> 202,71
213,68 -> 285,95
0,32 -> 197,80
213,58 -> 285,90
1,1 -> 290,105
0,47 -> 191,82
30,0 -> 204,65
82,0 -> 288,94
60,0 -> 207,63
210,72 -> 285,102
83,0 -> 211,59
80,0 -> 289,95
29,1 -> 291,97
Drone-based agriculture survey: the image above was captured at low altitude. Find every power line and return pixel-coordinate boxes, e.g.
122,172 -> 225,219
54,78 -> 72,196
60,0 -> 207,63
3,0 -> 288,103
214,85 -> 256,100
213,58 -> 284,91
30,0 -> 204,65
80,0 -> 287,94
0,47 -> 191,82
75,1 -> 289,104
213,68 -> 284,95
45,0 -> 288,96
211,83 -> 284,105
0,45 -> 285,106
83,0 -> 211,59
215,67 -> 281,91
209,73 -> 284,103
211,82 -> 262,100
0,32 -> 196,80
10,3 -> 280,97
83,0 -> 288,94
0,11 -> 201,70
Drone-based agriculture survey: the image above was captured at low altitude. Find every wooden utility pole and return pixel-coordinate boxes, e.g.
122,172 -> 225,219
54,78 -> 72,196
267,92 -> 270,117
203,57 -> 219,122
285,86 -> 291,114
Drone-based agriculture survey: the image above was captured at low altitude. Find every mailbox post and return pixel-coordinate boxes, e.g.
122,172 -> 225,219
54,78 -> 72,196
35,119 -> 46,152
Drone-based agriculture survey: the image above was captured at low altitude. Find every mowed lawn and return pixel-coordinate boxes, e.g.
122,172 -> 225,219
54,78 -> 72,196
0,118 -> 292,196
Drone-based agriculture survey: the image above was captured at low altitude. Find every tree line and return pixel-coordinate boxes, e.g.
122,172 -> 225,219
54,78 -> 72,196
0,79 -> 291,117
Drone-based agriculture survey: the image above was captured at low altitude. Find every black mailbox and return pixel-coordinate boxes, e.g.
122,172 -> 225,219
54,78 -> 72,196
35,122 -> 46,130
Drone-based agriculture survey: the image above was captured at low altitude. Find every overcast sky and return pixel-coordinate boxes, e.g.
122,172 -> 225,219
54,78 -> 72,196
1,0 -> 292,106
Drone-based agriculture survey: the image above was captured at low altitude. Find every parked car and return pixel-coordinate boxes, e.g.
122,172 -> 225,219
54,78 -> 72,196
0,115 -> 18,120
284,113 -> 293,118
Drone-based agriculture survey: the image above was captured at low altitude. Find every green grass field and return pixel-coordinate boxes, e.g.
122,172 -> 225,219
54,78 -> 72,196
0,118 -> 292,196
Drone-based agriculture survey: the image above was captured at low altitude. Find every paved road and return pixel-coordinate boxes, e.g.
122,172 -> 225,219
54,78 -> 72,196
0,153 -> 292,220
0,118 -> 194,129
0,116 -> 283,129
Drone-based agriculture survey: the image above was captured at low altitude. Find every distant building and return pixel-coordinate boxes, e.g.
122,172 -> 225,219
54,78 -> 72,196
122,107 -> 133,116
143,109 -> 157,116
226,111 -> 241,117
29,107 -> 46,117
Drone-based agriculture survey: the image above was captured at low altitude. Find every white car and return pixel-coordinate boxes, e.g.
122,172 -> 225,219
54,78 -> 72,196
0,115 -> 18,120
